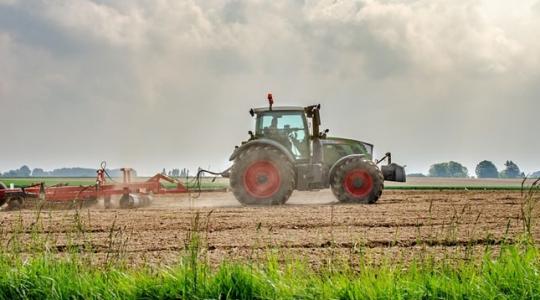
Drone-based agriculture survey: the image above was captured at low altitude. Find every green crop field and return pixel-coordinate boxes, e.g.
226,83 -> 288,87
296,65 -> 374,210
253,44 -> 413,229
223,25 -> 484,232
0,177 -> 228,190
1,176 -> 534,191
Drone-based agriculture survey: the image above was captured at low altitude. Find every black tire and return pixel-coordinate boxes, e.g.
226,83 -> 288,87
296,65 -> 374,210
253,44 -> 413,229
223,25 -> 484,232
330,157 -> 384,204
230,145 -> 295,205
119,194 -> 132,209
7,196 -> 23,210
103,196 -> 112,209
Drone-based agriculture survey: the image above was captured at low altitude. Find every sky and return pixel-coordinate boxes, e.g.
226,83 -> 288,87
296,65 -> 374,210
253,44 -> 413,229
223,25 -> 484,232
1,0 -> 540,176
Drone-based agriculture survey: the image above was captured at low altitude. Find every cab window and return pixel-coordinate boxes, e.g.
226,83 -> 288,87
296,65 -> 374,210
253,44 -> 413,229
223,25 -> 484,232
256,112 -> 309,160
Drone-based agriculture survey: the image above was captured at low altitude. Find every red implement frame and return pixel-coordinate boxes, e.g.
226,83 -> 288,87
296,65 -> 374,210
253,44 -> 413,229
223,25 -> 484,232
0,167 -> 195,205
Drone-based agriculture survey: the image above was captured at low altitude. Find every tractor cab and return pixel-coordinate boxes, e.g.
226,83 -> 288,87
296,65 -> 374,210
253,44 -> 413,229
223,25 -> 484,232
251,106 -> 311,161
247,94 -> 333,163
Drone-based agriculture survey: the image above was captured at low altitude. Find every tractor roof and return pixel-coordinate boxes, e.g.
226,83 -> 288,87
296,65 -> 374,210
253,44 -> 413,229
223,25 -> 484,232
252,106 -> 305,114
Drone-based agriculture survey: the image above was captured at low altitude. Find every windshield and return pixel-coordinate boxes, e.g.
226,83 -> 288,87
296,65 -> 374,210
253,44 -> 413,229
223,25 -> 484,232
256,112 -> 309,159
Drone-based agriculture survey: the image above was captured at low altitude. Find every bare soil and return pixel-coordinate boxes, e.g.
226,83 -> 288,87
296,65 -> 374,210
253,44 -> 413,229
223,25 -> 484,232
0,190 -> 538,267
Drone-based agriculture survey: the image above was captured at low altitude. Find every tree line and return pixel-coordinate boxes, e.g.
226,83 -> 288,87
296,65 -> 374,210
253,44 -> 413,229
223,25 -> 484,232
417,160 -> 532,178
2,163 -> 538,179
0,166 -> 137,177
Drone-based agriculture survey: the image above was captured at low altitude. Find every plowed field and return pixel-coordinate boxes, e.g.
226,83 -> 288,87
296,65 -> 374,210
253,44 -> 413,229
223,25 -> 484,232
1,190 -> 538,267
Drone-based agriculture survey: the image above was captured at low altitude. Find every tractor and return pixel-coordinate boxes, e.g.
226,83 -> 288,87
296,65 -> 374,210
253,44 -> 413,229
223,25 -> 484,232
228,94 -> 406,205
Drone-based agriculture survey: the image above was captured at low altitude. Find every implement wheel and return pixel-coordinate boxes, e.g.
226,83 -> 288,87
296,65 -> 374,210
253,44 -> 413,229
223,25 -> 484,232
0,182 -> 6,207
230,145 -> 295,205
330,157 -> 383,204
7,196 -> 23,210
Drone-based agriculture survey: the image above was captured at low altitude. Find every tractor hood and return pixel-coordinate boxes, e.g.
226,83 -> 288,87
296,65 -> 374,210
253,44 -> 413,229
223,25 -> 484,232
321,137 -> 374,159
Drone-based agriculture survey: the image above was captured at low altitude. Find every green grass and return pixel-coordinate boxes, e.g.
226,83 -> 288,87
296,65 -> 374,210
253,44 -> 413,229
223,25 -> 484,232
0,236 -> 538,299
0,177 -> 96,187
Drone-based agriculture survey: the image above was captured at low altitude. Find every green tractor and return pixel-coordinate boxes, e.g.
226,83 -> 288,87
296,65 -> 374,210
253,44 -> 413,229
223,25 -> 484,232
228,94 -> 406,205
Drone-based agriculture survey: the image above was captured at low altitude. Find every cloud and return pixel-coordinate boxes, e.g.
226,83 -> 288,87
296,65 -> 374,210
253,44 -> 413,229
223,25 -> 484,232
305,0 -> 525,77
533,1 -> 540,13
0,0 -> 539,175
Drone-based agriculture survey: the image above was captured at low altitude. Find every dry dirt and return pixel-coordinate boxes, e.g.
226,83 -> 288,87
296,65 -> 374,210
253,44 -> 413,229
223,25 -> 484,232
0,190 -> 538,267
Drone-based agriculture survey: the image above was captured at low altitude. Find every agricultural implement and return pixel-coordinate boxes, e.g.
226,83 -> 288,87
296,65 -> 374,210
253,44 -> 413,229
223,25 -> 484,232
227,94 -> 406,205
0,163 -> 203,210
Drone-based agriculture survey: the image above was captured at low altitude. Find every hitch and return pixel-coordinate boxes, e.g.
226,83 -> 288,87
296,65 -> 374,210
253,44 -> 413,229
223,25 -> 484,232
376,152 -> 392,165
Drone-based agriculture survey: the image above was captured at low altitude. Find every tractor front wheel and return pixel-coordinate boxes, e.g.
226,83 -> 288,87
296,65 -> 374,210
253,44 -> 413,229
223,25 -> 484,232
330,157 -> 384,204
230,145 -> 295,205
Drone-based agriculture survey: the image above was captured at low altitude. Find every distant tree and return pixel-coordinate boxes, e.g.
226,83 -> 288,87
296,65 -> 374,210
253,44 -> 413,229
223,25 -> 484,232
428,161 -> 468,178
49,167 -> 96,177
4,166 -> 139,178
447,161 -> 468,177
407,173 -> 426,177
429,163 -> 449,177
2,165 -> 32,177
530,171 -> 540,178
19,165 -> 31,177
500,160 -> 522,178
32,168 -> 48,177
475,160 -> 499,178
180,168 -> 189,178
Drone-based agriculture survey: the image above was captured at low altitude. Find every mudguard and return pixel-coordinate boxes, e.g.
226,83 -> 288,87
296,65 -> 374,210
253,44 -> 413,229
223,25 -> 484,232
229,139 -> 295,163
328,154 -> 367,182
329,155 -> 406,183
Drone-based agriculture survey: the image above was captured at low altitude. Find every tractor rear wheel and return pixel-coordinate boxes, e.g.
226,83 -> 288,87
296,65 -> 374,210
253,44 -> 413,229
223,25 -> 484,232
230,145 -> 295,205
330,157 -> 384,204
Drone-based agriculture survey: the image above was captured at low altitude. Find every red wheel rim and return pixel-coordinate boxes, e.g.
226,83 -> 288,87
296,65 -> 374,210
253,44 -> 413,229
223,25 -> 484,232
343,169 -> 373,197
243,161 -> 281,198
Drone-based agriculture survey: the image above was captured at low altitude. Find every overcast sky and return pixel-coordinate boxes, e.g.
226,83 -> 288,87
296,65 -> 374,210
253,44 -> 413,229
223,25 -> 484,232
1,0 -> 539,176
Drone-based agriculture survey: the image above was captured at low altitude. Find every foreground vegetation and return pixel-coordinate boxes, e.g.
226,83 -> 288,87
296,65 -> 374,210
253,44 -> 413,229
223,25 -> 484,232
0,243 -> 538,299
